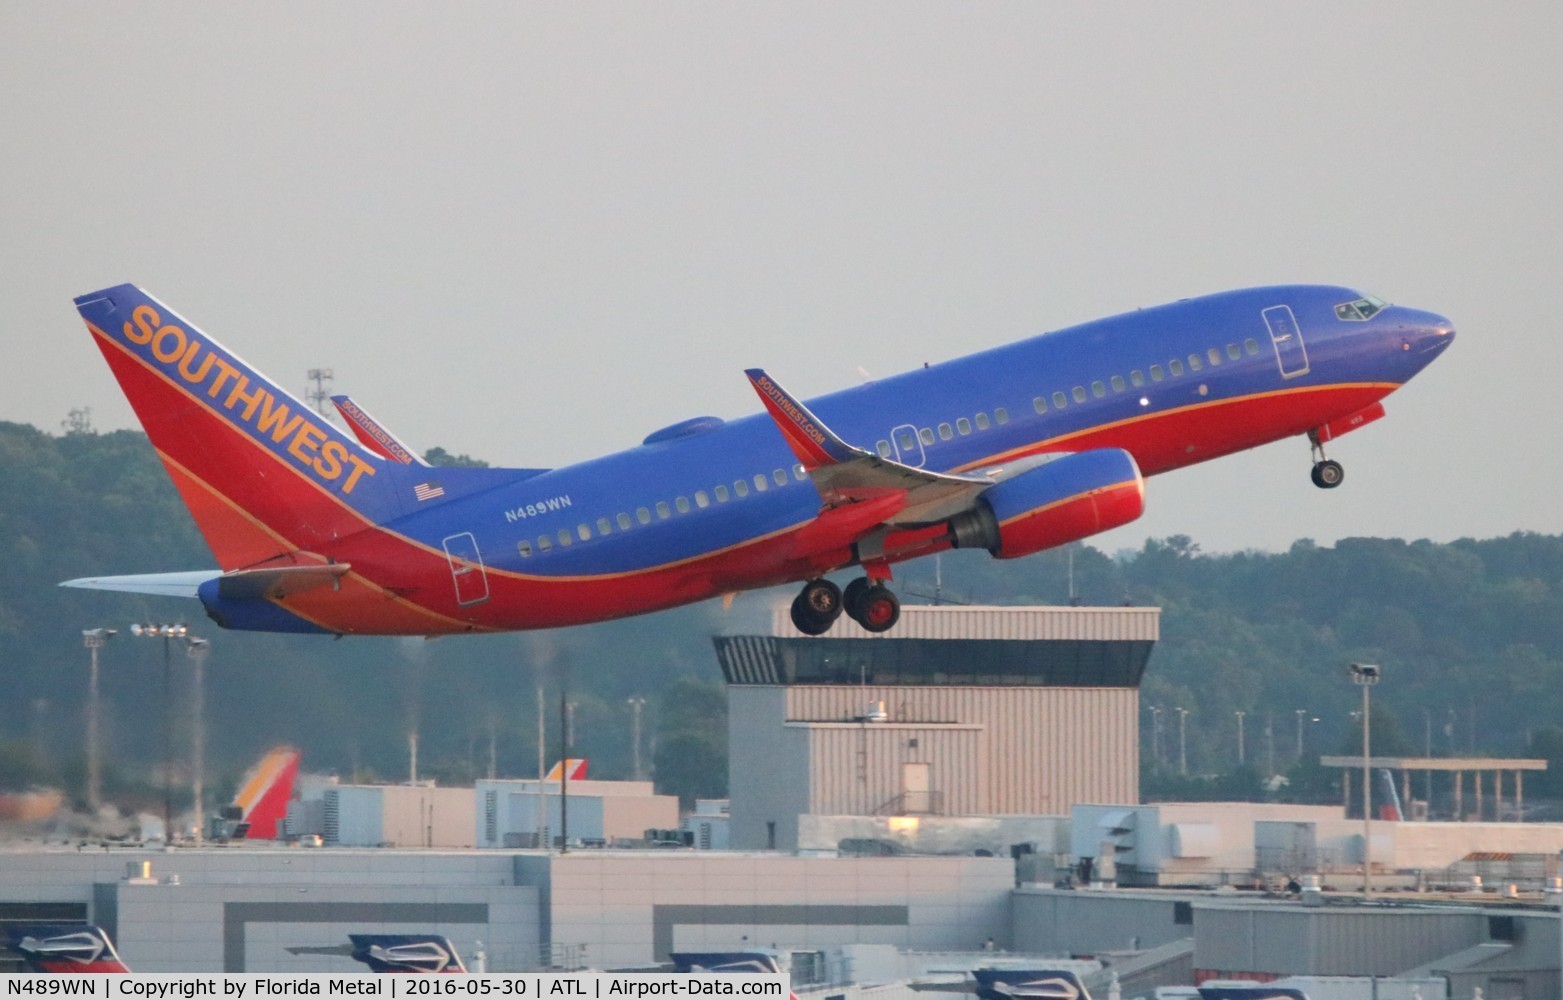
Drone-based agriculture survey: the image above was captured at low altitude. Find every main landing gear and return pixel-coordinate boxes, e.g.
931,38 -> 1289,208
1308,430 -> 1344,490
790,576 -> 902,635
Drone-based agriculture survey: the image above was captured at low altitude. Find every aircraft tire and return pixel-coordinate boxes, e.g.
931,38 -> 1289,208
842,577 -> 873,619
1311,459 -> 1344,489
856,586 -> 901,633
791,579 -> 843,635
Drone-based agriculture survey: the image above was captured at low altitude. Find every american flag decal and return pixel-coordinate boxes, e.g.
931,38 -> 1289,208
413,482 -> 446,502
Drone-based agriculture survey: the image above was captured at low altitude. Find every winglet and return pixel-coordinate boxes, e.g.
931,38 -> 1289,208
331,395 -> 429,466
745,369 -> 859,468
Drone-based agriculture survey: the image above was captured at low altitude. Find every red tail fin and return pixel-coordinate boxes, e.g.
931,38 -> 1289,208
73,285 -> 398,571
232,747 -> 301,839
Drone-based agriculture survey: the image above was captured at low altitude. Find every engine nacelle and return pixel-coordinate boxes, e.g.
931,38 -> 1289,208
949,448 -> 1145,559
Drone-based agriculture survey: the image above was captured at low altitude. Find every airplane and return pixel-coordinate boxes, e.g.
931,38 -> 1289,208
348,934 -> 467,973
208,746 -> 301,840
63,283 -> 1454,636
6,924 -> 131,973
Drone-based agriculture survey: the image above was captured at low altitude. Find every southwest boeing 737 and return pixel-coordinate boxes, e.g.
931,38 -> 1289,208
63,283 -> 1453,636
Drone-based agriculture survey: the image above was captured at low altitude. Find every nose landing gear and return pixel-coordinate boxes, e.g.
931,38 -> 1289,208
1308,430 -> 1345,489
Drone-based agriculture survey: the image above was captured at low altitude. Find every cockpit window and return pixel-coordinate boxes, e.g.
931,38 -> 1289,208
1335,295 -> 1388,321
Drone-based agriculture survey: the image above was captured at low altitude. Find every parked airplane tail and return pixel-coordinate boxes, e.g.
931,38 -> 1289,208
6,924 -> 131,973
544,758 -> 589,781
222,746 -> 301,840
971,969 -> 1092,1000
348,935 -> 467,973
1376,767 -> 1404,822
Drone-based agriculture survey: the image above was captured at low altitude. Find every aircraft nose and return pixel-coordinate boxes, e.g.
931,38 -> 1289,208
1398,309 -> 1455,362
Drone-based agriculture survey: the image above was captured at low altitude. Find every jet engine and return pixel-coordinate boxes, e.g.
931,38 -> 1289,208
948,448 -> 1145,558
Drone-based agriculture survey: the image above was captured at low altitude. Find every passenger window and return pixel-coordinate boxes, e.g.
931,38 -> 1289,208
637,506 -> 652,525
1226,343 -> 1241,360
919,427 -> 935,446
538,535 -> 553,552
1244,338 -> 1259,355
557,529 -> 573,547
1110,375 -> 1126,393
734,479 -> 749,498
656,501 -> 671,519
896,428 -> 917,450
1130,370 -> 1145,387
1091,380 -> 1106,398
1072,386 -> 1087,403
676,496 -> 691,513
578,524 -> 592,541
773,468 -> 787,485
1150,364 -> 1165,382
794,464 -> 806,480
596,517 -> 612,536
975,412 -> 990,430
1032,397 -> 1046,414
957,417 -> 972,435
995,407 -> 1008,424
695,490 -> 710,508
877,440 -> 893,458
1188,354 -> 1203,371
939,422 -> 955,439
715,485 -> 729,502
1169,359 -> 1184,376
518,541 -> 532,557
754,474 -> 769,492
1207,348 -> 1222,366
1053,391 -> 1068,409
617,513 -> 632,530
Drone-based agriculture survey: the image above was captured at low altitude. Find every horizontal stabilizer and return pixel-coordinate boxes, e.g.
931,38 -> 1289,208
60,570 -> 219,598
215,563 -> 351,600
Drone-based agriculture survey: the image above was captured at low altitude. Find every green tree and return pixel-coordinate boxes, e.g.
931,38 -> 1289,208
652,677 -> 727,807
423,446 -> 489,468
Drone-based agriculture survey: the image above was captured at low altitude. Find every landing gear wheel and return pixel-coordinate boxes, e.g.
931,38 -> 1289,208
842,577 -> 873,619
1311,459 -> 1344,489
855,586 -> 901,633
790,578 -> 843,635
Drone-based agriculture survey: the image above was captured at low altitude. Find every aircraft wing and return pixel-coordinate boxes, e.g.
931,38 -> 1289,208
745,369 -> 993,526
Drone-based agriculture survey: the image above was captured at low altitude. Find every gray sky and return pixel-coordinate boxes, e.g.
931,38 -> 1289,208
4,3 -> 1558,555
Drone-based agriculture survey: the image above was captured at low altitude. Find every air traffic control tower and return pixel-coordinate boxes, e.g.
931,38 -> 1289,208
714,604 -> 1159,852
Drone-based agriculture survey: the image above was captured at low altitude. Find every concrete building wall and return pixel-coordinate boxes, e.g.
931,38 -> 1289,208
1073,803 -> 1344,881
379,786 -> 476,848
1012,887 -> 1194,954
543,853 -> 1014,969
1195,905 -> 1488,978
787,686 -> 1139,816
601,797 -> 679,842
327,786 -> 383,846
729,687 -> 811,850
0,849 -> 536,973
805,723 -> 985,817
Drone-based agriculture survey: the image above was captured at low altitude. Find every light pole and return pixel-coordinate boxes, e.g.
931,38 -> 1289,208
186,637 -> 210,845
627,697 -> 646,781
1235,711 -> 1246,766
1295,708 -> 1306,760
1148,706 -> 1162,764
129,623 -> 188,842
1175,707 -> 1190,775
1350,662 -> 1381,897
81,628 -> 117,812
